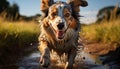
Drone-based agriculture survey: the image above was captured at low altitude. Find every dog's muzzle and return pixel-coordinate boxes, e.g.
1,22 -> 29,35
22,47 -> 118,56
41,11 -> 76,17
56,23 -> 65,39
57,23 -> 64,30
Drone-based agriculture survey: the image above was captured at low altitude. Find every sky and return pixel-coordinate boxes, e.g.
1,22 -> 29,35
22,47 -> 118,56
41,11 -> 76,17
8,0 -> 120,24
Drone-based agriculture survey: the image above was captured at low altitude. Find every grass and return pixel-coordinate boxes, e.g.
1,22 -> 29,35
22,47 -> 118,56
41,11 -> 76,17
0,20 -> 40,50
0,20 -> 40,65
81,18 -> 120,46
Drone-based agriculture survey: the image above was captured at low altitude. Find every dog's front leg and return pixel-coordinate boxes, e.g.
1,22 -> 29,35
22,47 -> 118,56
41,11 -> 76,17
65,49 -> 76,69
38,41 -> 50,68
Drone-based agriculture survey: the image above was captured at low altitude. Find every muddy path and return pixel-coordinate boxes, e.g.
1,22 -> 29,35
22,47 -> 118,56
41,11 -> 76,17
0,42 -> 120,69
0,44 -> 106,69
17,47 -> 106,69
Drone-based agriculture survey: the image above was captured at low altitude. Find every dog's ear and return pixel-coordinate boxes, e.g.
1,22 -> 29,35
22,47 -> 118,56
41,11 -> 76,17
69,18 -> 77,29
67,0 -> 88,12
40,0 -> 54,17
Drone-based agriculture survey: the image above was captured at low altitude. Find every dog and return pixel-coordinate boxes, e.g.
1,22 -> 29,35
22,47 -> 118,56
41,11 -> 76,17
38,0 -> 88,69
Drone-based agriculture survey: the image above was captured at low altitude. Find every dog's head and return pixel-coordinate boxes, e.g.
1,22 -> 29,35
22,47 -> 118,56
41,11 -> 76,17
40,0 -> 88,40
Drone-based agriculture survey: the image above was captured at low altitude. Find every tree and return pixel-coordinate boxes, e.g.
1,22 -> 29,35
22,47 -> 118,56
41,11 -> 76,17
0,0 -> 9,13
0,1 -> 20,21
96,4 -> 120,22
3,3 -> 20,21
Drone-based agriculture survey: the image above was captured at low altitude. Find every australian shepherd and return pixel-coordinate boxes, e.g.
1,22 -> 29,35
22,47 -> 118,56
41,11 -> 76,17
38,0 -> 88,69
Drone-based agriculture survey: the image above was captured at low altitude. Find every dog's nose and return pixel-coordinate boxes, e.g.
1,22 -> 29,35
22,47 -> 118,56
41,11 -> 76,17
57,23 -> 64,30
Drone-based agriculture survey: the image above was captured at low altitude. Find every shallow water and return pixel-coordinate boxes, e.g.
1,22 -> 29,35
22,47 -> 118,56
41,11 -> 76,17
17,51 -> 40,69
0,50 -> 104,69
16,51 -> 106,69
0,46 -> 120,69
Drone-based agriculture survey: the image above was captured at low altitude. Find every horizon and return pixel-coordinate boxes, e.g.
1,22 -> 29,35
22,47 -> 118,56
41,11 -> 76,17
9,0 -> 120,24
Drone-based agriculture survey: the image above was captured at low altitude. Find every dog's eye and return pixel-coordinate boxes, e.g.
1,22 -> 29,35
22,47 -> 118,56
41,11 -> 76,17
64,13 -> 71,17
52,13 -> 57,17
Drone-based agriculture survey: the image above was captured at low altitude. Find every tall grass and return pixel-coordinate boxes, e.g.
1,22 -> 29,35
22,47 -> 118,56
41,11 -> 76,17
0,20 -> 40,50
81,19 -> 120,46
81,4 -> 120,47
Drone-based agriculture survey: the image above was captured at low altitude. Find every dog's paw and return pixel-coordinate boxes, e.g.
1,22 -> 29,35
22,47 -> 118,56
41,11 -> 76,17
65,62 -> 73,69
40,55 -> 50,68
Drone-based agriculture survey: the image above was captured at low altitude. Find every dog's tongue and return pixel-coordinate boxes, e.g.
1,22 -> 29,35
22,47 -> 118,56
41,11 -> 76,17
58,31 -> 64,36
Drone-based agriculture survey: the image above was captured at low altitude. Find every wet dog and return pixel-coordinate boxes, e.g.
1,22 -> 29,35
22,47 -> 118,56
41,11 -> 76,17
38,0 -> 88,69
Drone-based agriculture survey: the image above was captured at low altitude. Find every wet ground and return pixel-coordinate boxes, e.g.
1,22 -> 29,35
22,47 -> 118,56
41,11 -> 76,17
0,44 -> 120,69
16,51 -> 107,69
18,51 -> 40,69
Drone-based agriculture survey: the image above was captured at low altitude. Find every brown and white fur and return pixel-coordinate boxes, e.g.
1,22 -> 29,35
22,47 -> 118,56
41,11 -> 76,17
38,0 -> 88,69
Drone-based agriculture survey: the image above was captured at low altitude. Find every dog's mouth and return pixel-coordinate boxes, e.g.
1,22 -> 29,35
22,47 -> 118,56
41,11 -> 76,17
56,30 -> 65,39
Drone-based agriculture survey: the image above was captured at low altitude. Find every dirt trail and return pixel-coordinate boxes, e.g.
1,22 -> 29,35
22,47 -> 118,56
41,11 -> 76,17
17,50 -> 106,69
80,36 -> 118,55
16,41 -> 107,69
81,37 -> 120,69
1,38 -> 120,69
15,38 -> 120,69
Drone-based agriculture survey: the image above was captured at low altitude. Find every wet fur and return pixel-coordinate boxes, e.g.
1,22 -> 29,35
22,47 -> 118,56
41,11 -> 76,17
38,0 -> 88,69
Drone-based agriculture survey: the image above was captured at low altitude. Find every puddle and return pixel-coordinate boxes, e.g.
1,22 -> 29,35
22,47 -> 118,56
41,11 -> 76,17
17,51 -> 106,69
17,51 -> 40,69
1,46 -> 120,69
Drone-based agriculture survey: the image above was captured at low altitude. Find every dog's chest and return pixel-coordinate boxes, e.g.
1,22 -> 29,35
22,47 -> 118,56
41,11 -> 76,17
55,40 -> 67,49
49,39 -> 73,53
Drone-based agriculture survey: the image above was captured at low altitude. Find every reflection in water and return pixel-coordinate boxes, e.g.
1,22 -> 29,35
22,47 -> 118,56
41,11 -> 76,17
80,51 -> 106,69
0,47 -> 120,69
17,51 -> 40,69
17,51 -> 106,69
